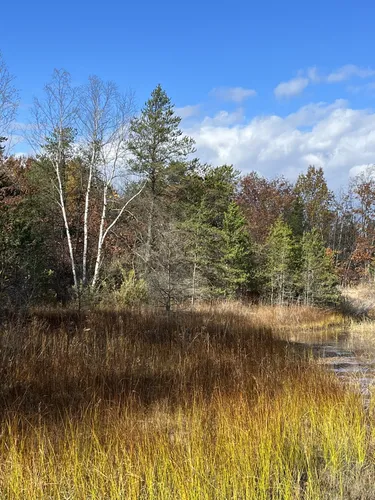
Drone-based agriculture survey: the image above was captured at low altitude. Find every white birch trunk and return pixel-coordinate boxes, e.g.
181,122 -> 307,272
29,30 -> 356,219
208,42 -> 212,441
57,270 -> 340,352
55,161 -> 78,289
91,182 -> 146,288
92,183 -> 108,288
82,152 -> 95,285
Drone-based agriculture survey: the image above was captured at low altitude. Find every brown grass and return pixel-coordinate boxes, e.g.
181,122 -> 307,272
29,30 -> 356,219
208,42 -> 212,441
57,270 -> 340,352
0,303 -> 373,498
341,284 -> 375,319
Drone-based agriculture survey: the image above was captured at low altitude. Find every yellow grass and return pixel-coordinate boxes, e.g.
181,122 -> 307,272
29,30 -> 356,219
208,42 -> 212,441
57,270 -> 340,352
0,304 -> 373,498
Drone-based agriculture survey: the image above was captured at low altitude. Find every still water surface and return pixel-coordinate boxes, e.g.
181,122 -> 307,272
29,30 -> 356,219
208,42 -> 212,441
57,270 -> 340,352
290,328 -> 375,402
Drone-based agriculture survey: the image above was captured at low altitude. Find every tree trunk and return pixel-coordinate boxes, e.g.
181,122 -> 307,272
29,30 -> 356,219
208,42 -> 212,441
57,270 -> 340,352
55,161 -> 78,290
191,260 -> 197,307
91,183 -> 146,288
82,159 -> 93,285
92,183 -> 108,288
145,194 -> 155,271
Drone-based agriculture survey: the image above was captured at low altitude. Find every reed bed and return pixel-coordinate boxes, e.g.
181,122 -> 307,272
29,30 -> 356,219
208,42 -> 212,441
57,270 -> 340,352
0,304 -> 373,499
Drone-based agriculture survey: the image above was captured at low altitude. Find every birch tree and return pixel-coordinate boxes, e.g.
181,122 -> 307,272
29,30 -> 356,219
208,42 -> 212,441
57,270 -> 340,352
29,69 -> 79,289
77,76 -> 139,287
0,52 -> 19,155
29,70 -> 144,293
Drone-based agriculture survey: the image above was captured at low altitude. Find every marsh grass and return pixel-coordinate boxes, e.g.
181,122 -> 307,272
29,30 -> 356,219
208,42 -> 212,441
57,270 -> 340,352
0,304 -> 373,498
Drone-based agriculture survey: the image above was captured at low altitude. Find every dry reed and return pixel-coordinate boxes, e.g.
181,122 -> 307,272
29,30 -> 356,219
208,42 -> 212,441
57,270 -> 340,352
0,303 -> 372,499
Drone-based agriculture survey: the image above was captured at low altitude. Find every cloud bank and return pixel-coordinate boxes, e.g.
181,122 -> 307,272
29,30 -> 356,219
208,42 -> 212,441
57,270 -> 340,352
274,65 -> 375,98
184,99 -> 375,188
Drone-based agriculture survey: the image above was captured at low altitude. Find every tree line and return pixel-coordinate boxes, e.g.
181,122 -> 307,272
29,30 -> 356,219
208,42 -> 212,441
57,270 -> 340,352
0,54 -> 374,310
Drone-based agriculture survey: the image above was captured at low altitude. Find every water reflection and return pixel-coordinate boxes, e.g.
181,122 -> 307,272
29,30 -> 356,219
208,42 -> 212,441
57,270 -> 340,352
289,327 -> 375,402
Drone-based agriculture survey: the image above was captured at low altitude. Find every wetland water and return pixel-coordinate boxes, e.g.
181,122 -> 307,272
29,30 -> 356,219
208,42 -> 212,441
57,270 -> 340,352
290,328 -> 375,402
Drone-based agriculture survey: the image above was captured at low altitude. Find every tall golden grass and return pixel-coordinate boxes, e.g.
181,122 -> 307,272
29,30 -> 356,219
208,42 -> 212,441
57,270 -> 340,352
0,304 -> 373,498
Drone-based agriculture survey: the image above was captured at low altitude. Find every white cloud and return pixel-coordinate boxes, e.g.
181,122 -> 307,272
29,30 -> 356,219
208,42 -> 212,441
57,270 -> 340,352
274,77 -> 309,98
347,82 -> 375,94
201,108 -> 245,127
349,164 -> 372,178
210,86 -> 257,103
285,99 -> 347,127
326,64 -> 375,83
175,104 -> 201,119
184,100 -> 375,189
307,66 -> 321,83
274,65 -> 375,100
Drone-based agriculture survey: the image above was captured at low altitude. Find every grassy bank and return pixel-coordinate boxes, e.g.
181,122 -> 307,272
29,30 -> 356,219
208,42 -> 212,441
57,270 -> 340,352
0,304 -> 373,499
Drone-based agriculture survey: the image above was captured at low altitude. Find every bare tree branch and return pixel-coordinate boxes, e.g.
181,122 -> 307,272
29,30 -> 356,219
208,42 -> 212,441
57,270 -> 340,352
28,69 -> 79,289
0,52 -> 19,155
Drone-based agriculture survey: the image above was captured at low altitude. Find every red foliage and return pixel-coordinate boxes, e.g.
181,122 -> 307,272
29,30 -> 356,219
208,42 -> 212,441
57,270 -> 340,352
237,172 -> 295,243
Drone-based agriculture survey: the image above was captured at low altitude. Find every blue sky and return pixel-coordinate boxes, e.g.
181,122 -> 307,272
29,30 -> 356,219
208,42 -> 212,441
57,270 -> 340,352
2,0 -> 375,188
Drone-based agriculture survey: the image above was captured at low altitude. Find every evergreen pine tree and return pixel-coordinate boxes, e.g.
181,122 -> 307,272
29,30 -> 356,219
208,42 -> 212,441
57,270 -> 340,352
220,202 -> 252,298
127,85 -> 195,269
264,218 -> 295,304
287,195 -> 306,239
180,165 -> 240,301
301,229 -> 339,305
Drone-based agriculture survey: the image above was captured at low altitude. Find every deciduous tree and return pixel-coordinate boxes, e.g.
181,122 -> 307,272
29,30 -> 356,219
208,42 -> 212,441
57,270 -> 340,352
238,172 -> 295,244
295,166 -> 334,243
0,52 -> 18,153
29,70 -> 142,294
